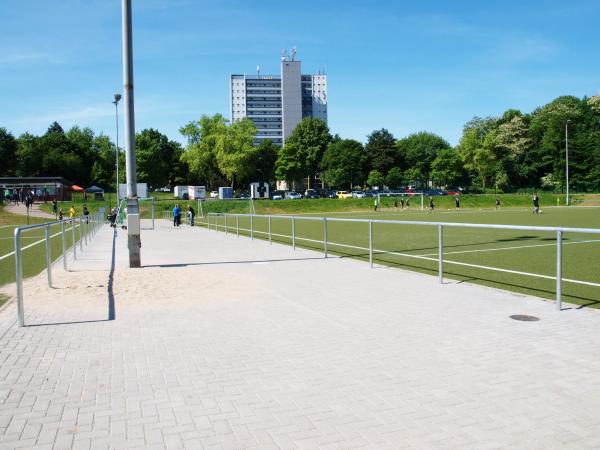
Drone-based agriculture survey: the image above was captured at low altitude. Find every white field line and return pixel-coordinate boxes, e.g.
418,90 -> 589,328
0,224 -> 79,262
208,221 -> 600,288
419,239 -> 600,257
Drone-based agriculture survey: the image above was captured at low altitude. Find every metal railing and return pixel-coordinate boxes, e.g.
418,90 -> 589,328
14,211 -> 103,327
205,212 -> 600,311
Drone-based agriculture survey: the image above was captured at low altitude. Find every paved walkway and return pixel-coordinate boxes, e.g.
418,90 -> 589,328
3,202 -> 55,219
0,221 -> 600,449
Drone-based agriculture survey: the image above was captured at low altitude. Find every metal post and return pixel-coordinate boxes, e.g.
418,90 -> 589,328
151,197 -> 155,229
45,225 -> 52,288
84,219 -> 88,246
556,230 -> 563,310
369,220 -> 373,268
323,217 -> 328,258
71,220 -> 77,261
61,221 -> 67,270
114,94 -> 121,206
250,215 -> 254,240
438,224 -> 443,284
292,217 -> 296,250
565,121 -> 570,206
236,215 -> 239,237
122,0 -> 141,268
14,230 -> 24,327
79,218 -> 83,252
268,216 -> 272,244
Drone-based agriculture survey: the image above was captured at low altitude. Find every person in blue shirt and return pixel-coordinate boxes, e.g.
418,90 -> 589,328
173,204 -> 182,226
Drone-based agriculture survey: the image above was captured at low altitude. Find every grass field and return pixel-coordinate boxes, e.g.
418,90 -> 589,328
0,206 -> 84,289
198,206 -> 600,308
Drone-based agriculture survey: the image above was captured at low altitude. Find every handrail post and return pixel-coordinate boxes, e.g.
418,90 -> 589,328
323,217 -> 328,258
292,217 -> 296,250
45,225 -> 52,288
236,215 -> 239,237
61,220 -> 67,270
71,219 -> 77,261
556,230 -> 562,310
79,218 -> 83,252
225,213 -> 228,235
438,224 -> 443,284
250,215 -> 254,240
369,220 -> 373,268
152,197 -> 155,229
84,218 -> 88,246
268,216 -> 272,244
14,229 -> 24,327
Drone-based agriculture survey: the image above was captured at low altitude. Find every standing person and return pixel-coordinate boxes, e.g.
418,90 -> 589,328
495,197 -> 501,210
406,198 -> 410,208
428,196 -> 434,214
83,205 -> 90,224
374,197 -> 378,212
400,198 -> 405,210
532,193 -> 540,214
52,199 -> 58,217
58,209 -> 64,221
109,207 -> 117,227
172,203 -> 181,226
187,205 -> 195,226
394,198 -> 398,210
69,205 -> 76,219
454,195 -> 460,210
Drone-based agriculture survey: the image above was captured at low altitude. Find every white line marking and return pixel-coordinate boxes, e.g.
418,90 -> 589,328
419,239 -> 600,257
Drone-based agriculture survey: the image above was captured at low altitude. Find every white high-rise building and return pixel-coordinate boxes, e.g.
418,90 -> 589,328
230,51 -> 327,146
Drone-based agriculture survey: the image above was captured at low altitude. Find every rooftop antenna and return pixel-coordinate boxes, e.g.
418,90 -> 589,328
291,46 -> 297,61
281,48 -> 286,61
256,65 -> 260,78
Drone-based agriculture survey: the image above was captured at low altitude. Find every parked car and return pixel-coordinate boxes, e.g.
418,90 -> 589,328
336,190 -> 352,199
352,190 -> 366,198
304,189 -> 320,199
209,191 -> 219,198
235,191 -> 250,200
321,190 -> 337,199
286,191 -> 302,200
363,190 -> 374,198
423,189 -> 447,196
271,190 -> 285,200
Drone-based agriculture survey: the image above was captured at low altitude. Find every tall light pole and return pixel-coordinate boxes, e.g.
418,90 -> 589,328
113,93 -> 121,207
565,119 -> 571,206
121,0 -> 141,267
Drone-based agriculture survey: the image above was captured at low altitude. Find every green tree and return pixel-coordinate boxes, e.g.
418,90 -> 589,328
395,132 -> 450,181
216,118 -> 258,187
180,114 -> 227,188
367,169 -> 385,188
320,139 -> 366,189
252,139 -> 278,183
136,128 -> 184,189
278,117 -> 332,187
430,148 -> 464,187
384,167 -> 403,188
0,128 -> 18,176
39,122 -> 85,184
403,167 -> 425,188
365,129 -> 397,174
15,133 -> 43,177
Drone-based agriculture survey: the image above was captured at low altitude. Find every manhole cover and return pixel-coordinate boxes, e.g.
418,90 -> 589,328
510,314 -> 540,322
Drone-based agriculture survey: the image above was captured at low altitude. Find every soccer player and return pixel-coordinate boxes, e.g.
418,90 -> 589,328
428,197 -> 434,214
495,198 -> 501,210
454,195 -> 460,210
532,193 -> 540,214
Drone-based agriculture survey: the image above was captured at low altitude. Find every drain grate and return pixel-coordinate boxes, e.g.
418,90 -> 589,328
510,314 -> 540,322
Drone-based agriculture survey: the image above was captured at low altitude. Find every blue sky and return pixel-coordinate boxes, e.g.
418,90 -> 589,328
1,0 -> 598,146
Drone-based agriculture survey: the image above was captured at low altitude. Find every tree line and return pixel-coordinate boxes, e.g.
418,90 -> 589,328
1,94 -> 599,192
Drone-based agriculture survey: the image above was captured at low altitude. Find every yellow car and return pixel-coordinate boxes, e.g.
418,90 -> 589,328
336,190 -> 352,199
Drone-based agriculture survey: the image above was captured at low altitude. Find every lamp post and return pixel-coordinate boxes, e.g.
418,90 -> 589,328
113,93 -> 121,207
565,119 -> 571,206
121,0 -> 141,268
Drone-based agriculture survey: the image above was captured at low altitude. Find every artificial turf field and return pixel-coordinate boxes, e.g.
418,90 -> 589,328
200,206 -> 600,308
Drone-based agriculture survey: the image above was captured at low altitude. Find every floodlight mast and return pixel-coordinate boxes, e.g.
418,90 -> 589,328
121,0 -> 141,267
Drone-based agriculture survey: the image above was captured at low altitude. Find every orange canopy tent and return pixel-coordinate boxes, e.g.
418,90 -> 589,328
71,185 -> 84,191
